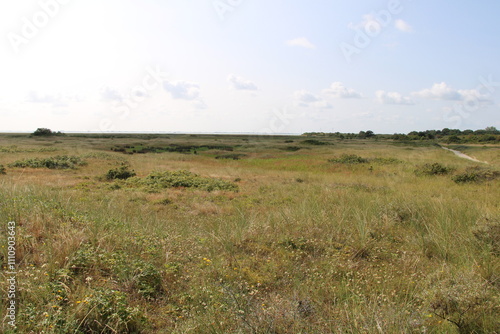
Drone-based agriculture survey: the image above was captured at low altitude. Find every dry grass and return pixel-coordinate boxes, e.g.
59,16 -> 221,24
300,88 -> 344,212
0,133 -> 499,333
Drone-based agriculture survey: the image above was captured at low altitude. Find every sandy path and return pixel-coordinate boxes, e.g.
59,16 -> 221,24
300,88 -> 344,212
440,146 -> 488,164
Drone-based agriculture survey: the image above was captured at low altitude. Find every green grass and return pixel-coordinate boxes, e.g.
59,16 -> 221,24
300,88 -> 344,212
0,133 -> 498,333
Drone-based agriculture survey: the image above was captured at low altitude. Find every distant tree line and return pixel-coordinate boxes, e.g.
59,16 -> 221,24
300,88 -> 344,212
32,128 -> 66,137
302,127 -> 499,143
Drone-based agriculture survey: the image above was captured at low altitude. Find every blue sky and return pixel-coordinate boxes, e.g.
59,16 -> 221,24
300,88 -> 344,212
1,0 -> 499,134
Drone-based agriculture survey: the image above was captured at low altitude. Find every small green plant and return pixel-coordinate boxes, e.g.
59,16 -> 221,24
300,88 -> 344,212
9,155 -> 87,169
329,154 -> 368,164
68,243 -> 102,275
415,162 -> 454,176
0,164 -> 6,174
106,165 -> 136,180
75,288 -> 145,333
130,261 -> 164,299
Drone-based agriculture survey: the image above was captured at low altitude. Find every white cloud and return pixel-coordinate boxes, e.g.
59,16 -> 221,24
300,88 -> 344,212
322,82 -> 362,98
412,82 -> 490,102
26,91 -> 59,104
286,37 -> 315,49
26,91 -> 79,107
293,90 -> 332,109
163,80 -> 201,100
457,89 -> 492,103
294,90 -> 319,105
227,74 -> 258,91
395,19 -> 413,32
100,86 -> 123,102
312,100 -> 333,109
376,90 -> 414,105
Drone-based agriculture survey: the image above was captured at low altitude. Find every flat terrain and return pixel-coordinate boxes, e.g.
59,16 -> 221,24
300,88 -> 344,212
0,133 -> 499,333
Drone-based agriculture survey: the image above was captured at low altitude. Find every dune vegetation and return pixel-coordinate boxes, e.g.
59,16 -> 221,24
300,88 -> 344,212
0,133 -> 498,333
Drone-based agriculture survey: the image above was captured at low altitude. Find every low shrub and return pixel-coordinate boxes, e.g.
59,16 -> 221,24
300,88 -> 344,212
329,154 -> 368,164
215,153 -> 247,160
452,166 -> 499,184
127,170 -> 238,192
106,165 -> 136,180
281,146 -> 301,152
0,164 -> 5,174
9,155 -> 87,169
415,162 -> 454,176
301,139 -> 329,145
473,219 -> 500,255
421,269 -> 499,333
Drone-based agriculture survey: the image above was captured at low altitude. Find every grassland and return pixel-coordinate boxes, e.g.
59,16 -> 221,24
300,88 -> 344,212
0,133 -> 499,333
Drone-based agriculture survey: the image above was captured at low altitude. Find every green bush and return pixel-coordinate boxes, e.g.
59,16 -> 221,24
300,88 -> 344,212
415,163 -> 454,176
329,154 -> 368,164
452,167 -> 499,184
106,165 -> 136,180
301,139 -> 328,145
0,164 -> 6,174
9,155 -> 87,169
127,170 -> 238,192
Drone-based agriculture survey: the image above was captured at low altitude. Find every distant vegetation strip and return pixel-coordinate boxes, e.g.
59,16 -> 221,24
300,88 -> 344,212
24,126 -> 499,144
303,126 -> 499,143
111,143 -> 235,154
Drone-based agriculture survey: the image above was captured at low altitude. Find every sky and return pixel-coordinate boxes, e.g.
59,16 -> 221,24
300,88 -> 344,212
0,0 -> 499,134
